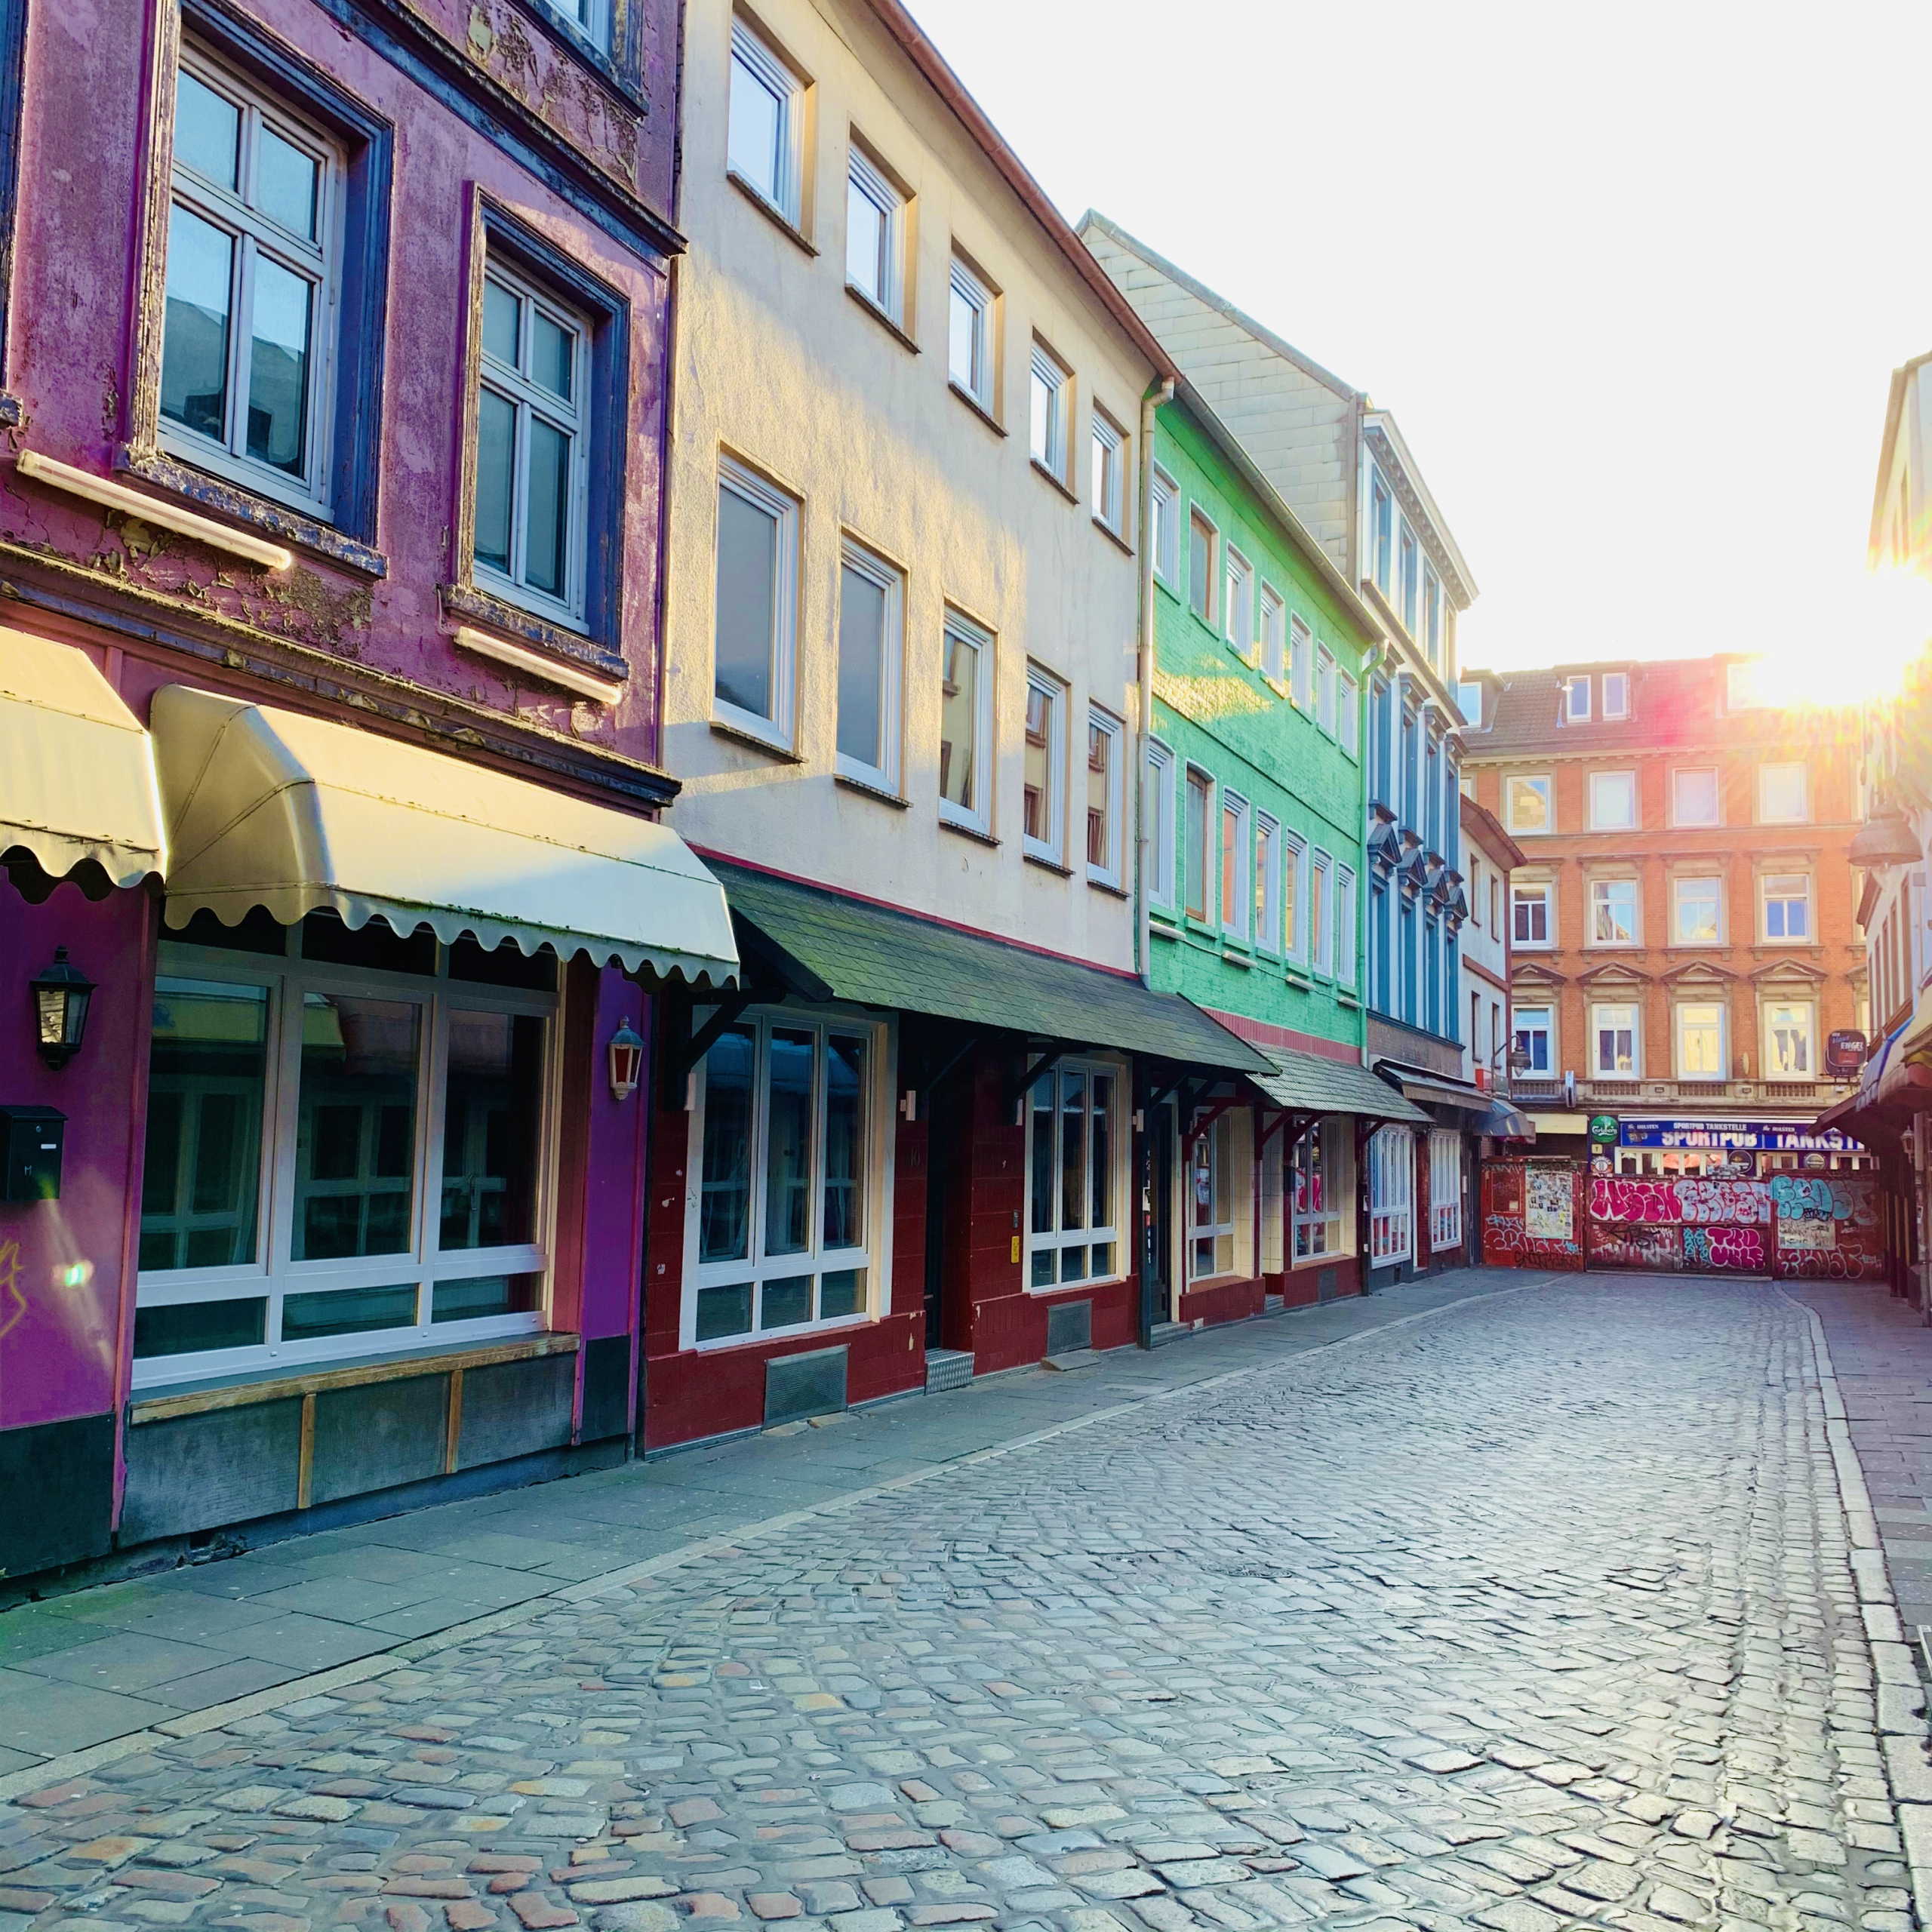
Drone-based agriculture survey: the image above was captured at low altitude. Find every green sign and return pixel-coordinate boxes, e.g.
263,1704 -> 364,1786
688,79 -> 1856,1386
1588,1114 -> 1619,1143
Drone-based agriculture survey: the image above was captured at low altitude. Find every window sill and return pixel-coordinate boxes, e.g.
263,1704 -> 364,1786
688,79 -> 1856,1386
508,0 -> 648,112
1086,873 -> 1128,899
1094,515 -> 1133,558
1023,1272 -> 1124,1298
1221,944 -> 1254,968
1284,965 -> 1312,989
1150,915 -> 1180,941
949,381 -> 1006,438
847,284 -> 918,355
1023,848 -> 1073,877
692,1312 -> 871,1355
1336,992 -> 1361,1010
1154,574 -> 1182,601
441,582 -> 628,691
711,713 -> 803,762
1031,457 -> 1079,506
727,170 -> 817,255
940,813 -> 998,848
1289,1251 -> 1353,1271
835,769 -> 909,809
116,444 -> 388,577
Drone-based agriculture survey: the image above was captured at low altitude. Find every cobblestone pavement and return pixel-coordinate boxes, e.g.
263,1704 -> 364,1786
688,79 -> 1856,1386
0,1275 -> 1916,1932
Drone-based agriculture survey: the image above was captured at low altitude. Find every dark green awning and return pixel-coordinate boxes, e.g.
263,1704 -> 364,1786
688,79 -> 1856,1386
713,861 -> 1272,1074
1251,1045 -> 1430,1122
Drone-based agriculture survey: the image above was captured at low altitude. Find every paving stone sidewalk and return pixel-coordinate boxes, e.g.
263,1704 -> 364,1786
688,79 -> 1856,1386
0,1272 -> 1523,1774
0,1272 -> 1912,1932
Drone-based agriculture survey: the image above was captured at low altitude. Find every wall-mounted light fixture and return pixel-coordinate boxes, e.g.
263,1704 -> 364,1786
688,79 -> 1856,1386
31,947 -> 94,1069
608,1016 -> 645,1102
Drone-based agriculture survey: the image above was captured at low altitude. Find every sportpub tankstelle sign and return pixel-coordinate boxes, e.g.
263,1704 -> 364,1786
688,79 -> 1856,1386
1612,1118 -> 1866,1153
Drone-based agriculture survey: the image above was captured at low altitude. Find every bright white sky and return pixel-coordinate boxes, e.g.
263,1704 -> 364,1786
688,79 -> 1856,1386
906,0 -> 1932,696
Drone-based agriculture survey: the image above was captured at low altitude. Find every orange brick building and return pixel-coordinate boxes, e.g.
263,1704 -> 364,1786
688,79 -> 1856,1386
1457,656 -> 1869,1168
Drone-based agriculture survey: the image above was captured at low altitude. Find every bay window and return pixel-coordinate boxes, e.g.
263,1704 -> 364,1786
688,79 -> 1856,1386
1368,1125 -> 1413,1265
1291,1118 -> 1352,1260
1027,1062 -> 1122,1288
688,1011 -> 884,1346
1429,1129 -> 1463,1251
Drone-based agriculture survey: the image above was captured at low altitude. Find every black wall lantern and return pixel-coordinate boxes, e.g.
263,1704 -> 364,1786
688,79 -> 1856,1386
31,946 -> 94,1069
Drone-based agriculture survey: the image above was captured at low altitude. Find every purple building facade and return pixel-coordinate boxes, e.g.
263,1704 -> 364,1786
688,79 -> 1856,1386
0,0 -> 736,1583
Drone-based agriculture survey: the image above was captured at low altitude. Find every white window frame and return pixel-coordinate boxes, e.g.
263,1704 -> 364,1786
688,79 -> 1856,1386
1762,872 -> 1813,943
1672,767 -> 1720,827
1289,614 -> 1312,709
1283,829 -> 1307,964
1253,811 -> 1281,955
727,17 -> 805,226
1311,848 -> 1333,975
1084,705 -> 1124,889
1291,1118 -> 1353,1262
161,47 -> 343,518
1150,466 -> 1179,586
1220,789 -> 1251,943
1589,770 -> 1638,832
1673,875 -> 1722,945
1335,863 -> 1357,989
1021,663 -> 1066,865
1564,675 -> 1592,722
947,252 -> 995,414
1675,1001 -> 1727,1079
834,535 -> 903,793
1512,1004 -> 1554,1075
1590,1001 -> 1640,1077
1187,1109 -> 1244,1283
1188,506 -> 1218,626
682,1007 -> 890,1350
937,608 -> 995,837
1368,1125 -> 1414,1266
1601,671 -> 1630,719
1423,565 -> 1443,669
1338,672 -> 1359,758
1223,546 -> 1254,657
844,143 -> 906,325
1029,340 -> 1069,483
1091,409 -> 1125,535
1759,762 -> 1809,825
1398,524 -> 1419,635
1590,876 -> 1639,946
538,0 -> 612,53
1457,679 -> 1483,726
1763,1000 -> 1816,1080
133,934 -> 558,1390
1512,881 -> 1552,948
1429,1129 -> 1463,1251
712,454 -> 799,751
1184,765 -> 1214,922
1146,737 -> 1177,914
1506,774 -> 1553,835
1259,586 -> 1285,683
1371,469 -> 1393,593
1317,647 -> 1337,737
1026,1058 -> 1128,1291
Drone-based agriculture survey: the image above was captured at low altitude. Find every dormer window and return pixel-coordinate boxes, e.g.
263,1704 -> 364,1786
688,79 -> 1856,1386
1564,675 -> 1591,722
1601,671 -> 1629,720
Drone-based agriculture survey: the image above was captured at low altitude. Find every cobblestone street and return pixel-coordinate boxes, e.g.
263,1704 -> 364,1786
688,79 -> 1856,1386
2,1276 -> 1922,1932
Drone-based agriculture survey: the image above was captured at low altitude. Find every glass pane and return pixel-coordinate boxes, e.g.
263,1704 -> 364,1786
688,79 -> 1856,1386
1087,724 -> 1110,869
161,202 -> 233,441
846,177 -> 883,302
482,278 -> 520,366
1031,1248 -> 1056,1288
696,1280 -> 752,1341
949,284 -> 977,390
1192,1134 -> 1212,1229
1024,688 -> 1051,842
1060,1072 -> 1087,1232
1029,368 -> 1051,464
174,70 -> 239,189
133,1297 -> 266,1358
432,1273 -> 540,1323
715,484 -> 779,718
441,1012 -> 545,1251
245,255 -> 312,476
761,1274 -> 813,1330
820,1267 -> 863,1319
257,125 -> 318,239
1060,1246 -> 1086,1283
1090,1072 -> 1112,1229
727,51 -> 783,202
823,1033 -> 866,1251
1212,1118 -> 1232,1225
531,310 -> 573,401
837,563 -> 888,768
525,416 -> 571,597
1216,1233 -> 1235,1275
700,1024 -> 755,1263
1090,1241 -> 1113,1278
281,1283 -> 418,1342
1030,1074 -> 1055,1235
764,1028 -> 814,1257
940,631 -> 979,810
140,980 -> 269,1272
475,388 -> 516,574
293,995 -> 421,1261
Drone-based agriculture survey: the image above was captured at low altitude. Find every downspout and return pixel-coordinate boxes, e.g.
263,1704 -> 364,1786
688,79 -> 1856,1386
1135,376 -> 1174,988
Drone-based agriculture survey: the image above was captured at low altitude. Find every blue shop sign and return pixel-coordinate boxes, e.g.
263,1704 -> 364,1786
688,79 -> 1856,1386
1617,1118 -> 1865,1154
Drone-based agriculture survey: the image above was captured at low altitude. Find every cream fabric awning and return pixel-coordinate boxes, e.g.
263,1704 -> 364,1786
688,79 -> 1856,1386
0,629 -> 166,891
152,684 -> 738,985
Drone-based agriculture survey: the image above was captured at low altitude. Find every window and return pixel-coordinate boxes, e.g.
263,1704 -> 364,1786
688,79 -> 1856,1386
1764,1001 -> 1815,1079
1674,876 -> 1721,944
537,0 -> 611,54
728,18 -> 804,224
713,457 -> 798,747
1673,768 -> 1720,826
1602,671 -> 1630,719
689,1012 -> 878,1346
1091,411 -> 1124,534
1029,341 -> 1069,482
1591,1002 -> 1638,1076
1335,865 -> 1357,987
1564,675 -> 1592,722
1368,1126 -> 1413,1265
161,53 -> 342,515
1028,1063 -> 1123,1288
1189,509 -> 1217,624
134,920 -> 556,1383
1189,1110 -> 1240,1280
938,609 -> 992,835
1085,708 -> 1123,886
1429,1130 -> 1463,1251
1311,849 -> 1332,974
1489,875 -> 1500,934
1371,469 -> 1393,593
1021,666 -> 1065,863
1184,767 -> 1213,921
1764,873 -> 1812,941
1146,738 -> 1177,912
947,253 -> 995,413
1289,615 -> 1312,709
835,537 -> 902,791
1398,525 -> 1419,634
1259,587 -> 1285,683
1676,1003 -> 1725,1078
844,145 -> 905,325
1591,878 -> 1638,945
1423,565 -> 1443,669
1727,661 -> 1764,711
1515,884 -> 1552,946
1759,763 -> 1808,824
1151,467 -> 1179,586
1338,672 -> 1358,757
1292,1119 -> 1352,1260
1254,812 -> 1280,952
1283,831 -> 1306,962
1506,775 -> 1552,834
1590,771 -> 1637,831
1457,679 -> 1483,726
1317,648 -> 1337,736
1467,856 -> 1481,928
1220,792 -> 1251,941
1224,547 -> 1254,656
1512,1005 -> 1553,1075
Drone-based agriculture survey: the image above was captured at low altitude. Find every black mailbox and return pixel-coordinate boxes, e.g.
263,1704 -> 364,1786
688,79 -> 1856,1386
1,1106 -> 66,1202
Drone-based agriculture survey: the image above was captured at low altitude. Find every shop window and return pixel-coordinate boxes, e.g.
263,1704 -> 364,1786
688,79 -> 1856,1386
1429,1129 -> 1463,1251
1026,1061 -> 1121,1288
688,1011 -> 881,1346
1292,1118 -> 1352,1260
1368,1125 -> 1413,1265
134,920 -> 555,1383
1189,1109 -> 1241,1281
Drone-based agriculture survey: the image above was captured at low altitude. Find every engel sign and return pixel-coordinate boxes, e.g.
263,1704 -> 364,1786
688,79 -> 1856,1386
1826,1030 -> 1868,1079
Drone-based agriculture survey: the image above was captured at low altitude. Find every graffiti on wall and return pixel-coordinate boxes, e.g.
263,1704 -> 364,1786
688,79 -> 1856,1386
1525,1168 -> 1575,1242
1589,1222 -> 1684,1272
1771,1174 -> 1885,1281
1683,1226 -> 1766,1271
1588,1177 -> 1773,1227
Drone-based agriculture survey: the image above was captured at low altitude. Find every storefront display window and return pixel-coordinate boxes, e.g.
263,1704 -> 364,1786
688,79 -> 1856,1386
1026,1060 -> 1121,1288
1369,1124 -> 1414,1264
1292,1119 -> 1353,1260
1429,1128 -> 1463,1251
1189,1111 -> 1238,1281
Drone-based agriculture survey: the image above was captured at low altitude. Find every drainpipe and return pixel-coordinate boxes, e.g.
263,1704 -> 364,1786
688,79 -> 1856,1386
1135,376 -> 1175,989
